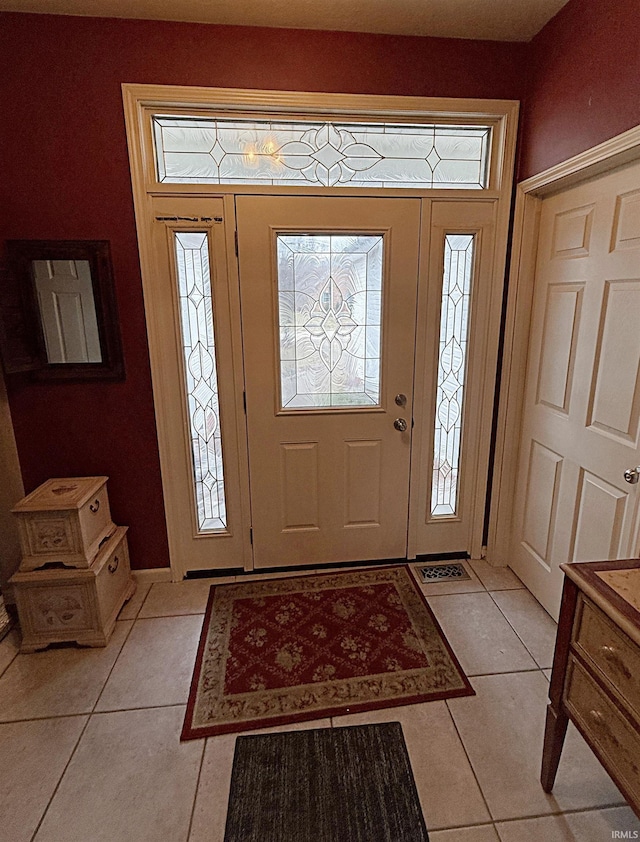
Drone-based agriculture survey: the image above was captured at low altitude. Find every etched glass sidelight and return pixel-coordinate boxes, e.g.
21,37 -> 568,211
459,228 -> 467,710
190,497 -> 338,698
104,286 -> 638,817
431,234 -> 475,517
153,117 -> 491,189
277,234 -> 383,409
174,232 -> 227,530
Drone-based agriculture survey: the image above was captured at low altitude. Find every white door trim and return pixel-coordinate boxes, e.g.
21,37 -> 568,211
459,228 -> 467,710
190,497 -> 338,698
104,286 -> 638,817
488,123 -> 640,568
122,84 -> 518,578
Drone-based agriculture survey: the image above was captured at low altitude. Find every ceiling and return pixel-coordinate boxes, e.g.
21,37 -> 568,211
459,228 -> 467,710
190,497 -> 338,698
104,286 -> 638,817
0,0 -> 570,42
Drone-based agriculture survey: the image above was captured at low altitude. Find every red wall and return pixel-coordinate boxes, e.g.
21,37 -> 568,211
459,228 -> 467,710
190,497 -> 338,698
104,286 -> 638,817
0,13 -> 526,569
519,0 -> 640,179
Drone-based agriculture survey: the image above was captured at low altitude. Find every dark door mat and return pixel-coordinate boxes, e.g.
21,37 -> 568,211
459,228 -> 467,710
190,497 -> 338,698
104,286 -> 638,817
224,722 -> 429,842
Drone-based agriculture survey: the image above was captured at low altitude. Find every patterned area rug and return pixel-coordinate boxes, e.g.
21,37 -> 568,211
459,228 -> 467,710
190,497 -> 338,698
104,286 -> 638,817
182,565 -> 473,740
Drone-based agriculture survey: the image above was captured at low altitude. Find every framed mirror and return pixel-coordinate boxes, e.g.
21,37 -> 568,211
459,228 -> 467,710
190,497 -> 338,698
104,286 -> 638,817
2,240 -> 124,381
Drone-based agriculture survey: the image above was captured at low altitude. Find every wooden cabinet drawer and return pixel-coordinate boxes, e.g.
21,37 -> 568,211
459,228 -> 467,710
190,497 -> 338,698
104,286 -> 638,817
565,655 -> 640,806
573,596 -> 640,720
13,477 -> 115,570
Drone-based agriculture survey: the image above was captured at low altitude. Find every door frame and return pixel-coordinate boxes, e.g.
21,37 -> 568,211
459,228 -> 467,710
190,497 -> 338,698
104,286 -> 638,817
122,84 -> 518,580
488,123 -> 640,568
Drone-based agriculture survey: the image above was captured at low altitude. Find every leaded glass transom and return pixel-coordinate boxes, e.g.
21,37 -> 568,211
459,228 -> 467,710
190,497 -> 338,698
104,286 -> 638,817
174,232 -> 227,530
431,234 -> 475,517
153,117 -> 491,189
278,234 -> 383,409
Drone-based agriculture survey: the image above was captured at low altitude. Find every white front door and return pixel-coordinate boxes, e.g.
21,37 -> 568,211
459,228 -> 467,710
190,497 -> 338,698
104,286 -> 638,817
237,196 -> 420,568
511,159 -> 640,619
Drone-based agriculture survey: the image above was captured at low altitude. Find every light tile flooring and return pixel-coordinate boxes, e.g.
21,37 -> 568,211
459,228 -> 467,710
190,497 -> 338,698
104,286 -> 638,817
1,560 -> 639,842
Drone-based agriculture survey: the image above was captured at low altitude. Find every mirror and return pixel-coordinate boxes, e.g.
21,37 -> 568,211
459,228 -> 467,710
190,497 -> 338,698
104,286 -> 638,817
2,240 -> 124,381
31,259 -> 102,364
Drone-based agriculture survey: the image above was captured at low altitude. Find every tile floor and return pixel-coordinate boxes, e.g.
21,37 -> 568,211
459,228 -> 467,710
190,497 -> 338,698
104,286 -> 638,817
1,560 -> 639,842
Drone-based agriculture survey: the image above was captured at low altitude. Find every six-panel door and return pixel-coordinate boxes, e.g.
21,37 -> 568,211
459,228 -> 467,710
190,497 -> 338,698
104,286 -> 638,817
511,160 -> 640,619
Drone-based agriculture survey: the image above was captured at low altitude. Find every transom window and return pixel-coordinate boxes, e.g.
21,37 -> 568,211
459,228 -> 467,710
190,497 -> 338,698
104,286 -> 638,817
153,116 -> 491,189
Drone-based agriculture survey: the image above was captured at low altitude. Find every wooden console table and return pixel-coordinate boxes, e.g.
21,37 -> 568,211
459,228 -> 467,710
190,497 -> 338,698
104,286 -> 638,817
541,559 -> 640,818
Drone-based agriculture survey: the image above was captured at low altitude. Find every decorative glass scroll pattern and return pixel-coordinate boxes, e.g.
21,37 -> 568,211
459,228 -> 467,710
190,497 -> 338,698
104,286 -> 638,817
431,234 -> 475,517
153,117 -> 490,189
174,232 -> 227,530
277,234 -> 383,409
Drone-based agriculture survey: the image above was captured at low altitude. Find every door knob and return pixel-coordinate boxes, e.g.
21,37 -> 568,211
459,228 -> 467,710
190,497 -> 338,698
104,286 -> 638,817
623,466 -> 640,484
394,418 -> 408,432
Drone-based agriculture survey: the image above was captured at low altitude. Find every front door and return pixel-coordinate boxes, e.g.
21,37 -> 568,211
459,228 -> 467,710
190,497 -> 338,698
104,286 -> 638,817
237,196 -> 420,568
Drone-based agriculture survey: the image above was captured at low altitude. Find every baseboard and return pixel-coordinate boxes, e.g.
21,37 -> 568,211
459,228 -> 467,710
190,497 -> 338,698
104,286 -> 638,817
132,567 -> 172,584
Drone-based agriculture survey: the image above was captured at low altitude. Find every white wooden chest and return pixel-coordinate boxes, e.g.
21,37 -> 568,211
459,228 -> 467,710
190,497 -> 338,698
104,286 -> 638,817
10,526 -> 136,652
12,476 -> 115,570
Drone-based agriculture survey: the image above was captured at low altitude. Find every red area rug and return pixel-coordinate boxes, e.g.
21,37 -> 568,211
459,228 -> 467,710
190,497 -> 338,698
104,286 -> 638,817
181,565 -> 474,739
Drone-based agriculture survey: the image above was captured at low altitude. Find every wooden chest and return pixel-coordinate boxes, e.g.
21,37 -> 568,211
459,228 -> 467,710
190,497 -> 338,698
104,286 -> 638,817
12,476 -> 115,570
10,527 -> 136,652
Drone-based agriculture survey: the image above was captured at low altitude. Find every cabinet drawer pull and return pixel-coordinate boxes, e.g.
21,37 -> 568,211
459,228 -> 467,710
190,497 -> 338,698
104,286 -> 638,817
589,708 -> 622,749
108,556 -> 119,574
89,499 -> 100,514
600,644 -> 632,679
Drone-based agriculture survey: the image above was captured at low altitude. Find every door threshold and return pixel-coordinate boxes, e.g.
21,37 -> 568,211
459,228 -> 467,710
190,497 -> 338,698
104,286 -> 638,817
184,551 -> 469,580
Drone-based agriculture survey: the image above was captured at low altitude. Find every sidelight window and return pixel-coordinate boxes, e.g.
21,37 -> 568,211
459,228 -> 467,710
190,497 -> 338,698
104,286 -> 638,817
432,234 -> 475,517
174,232 -> 227,530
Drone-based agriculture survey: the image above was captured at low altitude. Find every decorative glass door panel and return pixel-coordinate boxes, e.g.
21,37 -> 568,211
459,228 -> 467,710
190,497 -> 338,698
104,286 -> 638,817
277,234 -> 383,409
173,232 -> 227,530
432,234 -> 475,516
238,196 -> 420,568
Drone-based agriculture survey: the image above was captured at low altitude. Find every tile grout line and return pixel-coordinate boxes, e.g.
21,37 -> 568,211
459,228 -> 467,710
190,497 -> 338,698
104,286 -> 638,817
23,620 -> 135,842
465,667 -> 542,678
91,616 -> 138,712
29,613 -> 154,842
442,696 -> 495,829
486,588 -> 554,670
0,711 -> 96,726
29,712 -> 94,842
0,632 -> 21,679
465,800 -> 631,831
128,581 -> 156,621
185,737 -> 207,842
134,611 -> 208,620
425,796 -> 632,835
442,667 -> 628,831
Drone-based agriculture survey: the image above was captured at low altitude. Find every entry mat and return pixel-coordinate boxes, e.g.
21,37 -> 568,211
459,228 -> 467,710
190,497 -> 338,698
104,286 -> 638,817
224,722 -> 429,842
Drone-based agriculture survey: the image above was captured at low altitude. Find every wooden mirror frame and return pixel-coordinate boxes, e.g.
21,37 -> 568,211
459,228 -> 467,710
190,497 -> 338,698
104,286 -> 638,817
2,240 -> 125,382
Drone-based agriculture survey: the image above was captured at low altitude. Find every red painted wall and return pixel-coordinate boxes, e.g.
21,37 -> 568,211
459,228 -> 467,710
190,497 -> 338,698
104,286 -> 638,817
0,13 -> 526,569
519,0 -> 640,179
